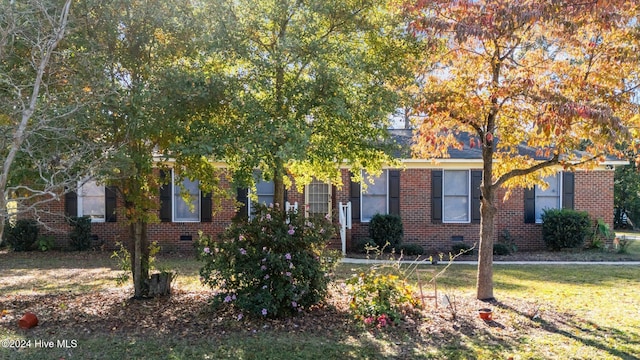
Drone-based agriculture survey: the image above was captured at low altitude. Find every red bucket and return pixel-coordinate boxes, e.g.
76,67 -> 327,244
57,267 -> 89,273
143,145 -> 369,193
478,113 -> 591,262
18,312 -> 38,329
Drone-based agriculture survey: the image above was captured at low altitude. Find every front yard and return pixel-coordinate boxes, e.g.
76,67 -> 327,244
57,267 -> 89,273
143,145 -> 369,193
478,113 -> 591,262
1,248 -> 639,359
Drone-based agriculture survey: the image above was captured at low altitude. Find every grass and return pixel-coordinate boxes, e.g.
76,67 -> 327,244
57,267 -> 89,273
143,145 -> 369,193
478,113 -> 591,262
1,248 -> 639,359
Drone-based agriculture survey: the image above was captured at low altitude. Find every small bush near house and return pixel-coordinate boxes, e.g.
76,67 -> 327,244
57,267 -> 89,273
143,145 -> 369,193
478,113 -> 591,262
587,219 -> 614,250
498,229 -> 518,254
369,214 -> 403,250
68,216 -> 92,251
451,242 -> 473,255
37,235 -> 56,251
493,243 -> 511,255
3,219 -> 39,251
198,204 -> 339,319
399,243 -> 424,256
354,237 -> 377,253
542,208 -> 591,251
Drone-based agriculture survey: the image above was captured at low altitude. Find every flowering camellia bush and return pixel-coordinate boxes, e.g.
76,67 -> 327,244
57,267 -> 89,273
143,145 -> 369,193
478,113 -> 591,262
346,268 -> 421,328
198,204 -> 339,319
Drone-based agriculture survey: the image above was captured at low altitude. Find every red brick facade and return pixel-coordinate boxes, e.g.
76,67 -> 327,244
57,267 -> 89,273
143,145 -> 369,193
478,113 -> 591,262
40,166 -> 614,254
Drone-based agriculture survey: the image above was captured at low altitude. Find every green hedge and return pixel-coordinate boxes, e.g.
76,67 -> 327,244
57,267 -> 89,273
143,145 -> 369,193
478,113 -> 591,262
369,214 -> 403,250
3,219 -> 39,252
541,208 -> 591,250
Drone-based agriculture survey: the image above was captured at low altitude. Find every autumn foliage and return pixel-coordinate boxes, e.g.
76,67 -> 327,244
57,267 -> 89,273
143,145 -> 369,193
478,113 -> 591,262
404,0 -> 640,299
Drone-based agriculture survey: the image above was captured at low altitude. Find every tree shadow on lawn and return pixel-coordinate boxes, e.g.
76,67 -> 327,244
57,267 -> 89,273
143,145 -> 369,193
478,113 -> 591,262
492,299 -> 640,360
0,289 -> 531,359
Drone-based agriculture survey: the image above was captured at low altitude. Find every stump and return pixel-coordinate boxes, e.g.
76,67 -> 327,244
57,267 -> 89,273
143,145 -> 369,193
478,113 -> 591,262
148,272 -> 174,297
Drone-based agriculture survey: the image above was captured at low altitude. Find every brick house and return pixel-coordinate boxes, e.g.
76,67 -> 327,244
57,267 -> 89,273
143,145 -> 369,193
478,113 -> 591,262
41,129 -> 623,253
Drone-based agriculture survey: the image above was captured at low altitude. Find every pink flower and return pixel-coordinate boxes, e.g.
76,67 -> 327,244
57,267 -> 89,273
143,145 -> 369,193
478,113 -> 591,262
266,214 -> 271,220
364,317 -> 374,325
224,295 -> 233,303
285,253 -> 292,260
285,272 -> 292,277
288,225 -> 295,235
291,301 -> 298,308
239,235 -> 246,241
203,247 -> 211,254
262,308 -> 268,316
240,248 -> 247,255
261,265 -> 267,271
237,313 -> 244,321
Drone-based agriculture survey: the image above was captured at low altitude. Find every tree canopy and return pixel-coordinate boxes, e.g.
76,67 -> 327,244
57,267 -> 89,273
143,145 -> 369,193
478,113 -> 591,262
176,0 -> 422,205
405,0 -> 640,300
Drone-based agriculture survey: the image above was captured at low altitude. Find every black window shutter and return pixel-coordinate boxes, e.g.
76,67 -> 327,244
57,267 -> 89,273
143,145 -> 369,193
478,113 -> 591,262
200,192 -> 212,222
349,172 -> 361,222
524,187 -> 536,223
159,170 -> 172,222
471,170 -> 482,224
236,188 -> 249,219
105,186 -> 117,222
65,191 -> 78,218
389,170 -> 400,215
562,172 -> 575,209
432,170 -> 443,223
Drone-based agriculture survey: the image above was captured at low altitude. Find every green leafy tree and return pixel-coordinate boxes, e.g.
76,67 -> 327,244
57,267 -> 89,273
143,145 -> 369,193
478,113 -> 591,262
405,0 -> 640,300
182,0 -> 421,203
77,0 -> 223,298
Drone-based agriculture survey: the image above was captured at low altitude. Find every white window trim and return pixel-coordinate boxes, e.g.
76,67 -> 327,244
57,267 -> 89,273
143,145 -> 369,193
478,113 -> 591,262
172,171 -> 201,223
442,170 -> 471,224
360,170 -> 389,223
535,172 -> 563,224
77,180 -> 106,223
305,180 -> 332,217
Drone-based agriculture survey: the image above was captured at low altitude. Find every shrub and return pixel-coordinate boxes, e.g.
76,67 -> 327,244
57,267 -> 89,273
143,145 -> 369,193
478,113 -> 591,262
198,204 -> 339,319
68,216 -> 92,251
498,229 -> 518,254
3,219 -> 39,251
368,214 -> 403,250
354,237 -> 377,253
346,268 -> 421,328
399,243 -> 424,256
451,242 -> 473,255
493,243 -> 511,256
587,219 -> 614,250
542,208 -> 591,250
37,236 -> 56,252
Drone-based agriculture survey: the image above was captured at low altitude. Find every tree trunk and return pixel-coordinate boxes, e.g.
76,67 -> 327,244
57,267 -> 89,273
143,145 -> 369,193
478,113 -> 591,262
130,221 -> 149,299
477,123 -> 497,301
273,158 -> 286,210
477,188 -> 497,301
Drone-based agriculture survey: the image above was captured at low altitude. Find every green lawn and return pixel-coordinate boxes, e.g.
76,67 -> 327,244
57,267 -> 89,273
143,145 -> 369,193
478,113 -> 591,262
1,249 -> 639,359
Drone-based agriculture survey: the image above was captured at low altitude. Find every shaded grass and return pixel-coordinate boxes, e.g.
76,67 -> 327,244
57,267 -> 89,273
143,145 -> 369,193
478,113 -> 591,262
1,250 -> 639,359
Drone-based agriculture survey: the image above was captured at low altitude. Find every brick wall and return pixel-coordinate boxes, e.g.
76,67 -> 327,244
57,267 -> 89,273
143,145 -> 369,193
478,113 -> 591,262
38,167 -> 614,254
343,168 -> 615,254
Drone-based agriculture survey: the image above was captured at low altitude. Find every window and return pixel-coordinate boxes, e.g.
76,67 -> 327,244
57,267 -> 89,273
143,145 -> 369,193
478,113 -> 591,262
78,180 -> 106,222
306,179 -> 331,216
534,174 -> 561,223
248,179 -> 275,216
173,174 -> 200,222
361,170 -> 388,222
443,170 -> 470,223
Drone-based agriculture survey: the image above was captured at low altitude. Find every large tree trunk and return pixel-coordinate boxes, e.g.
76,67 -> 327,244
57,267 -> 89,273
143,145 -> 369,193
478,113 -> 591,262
477,186 -> 497,301
477,131 -> 497,301
130,221 -> 149,299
